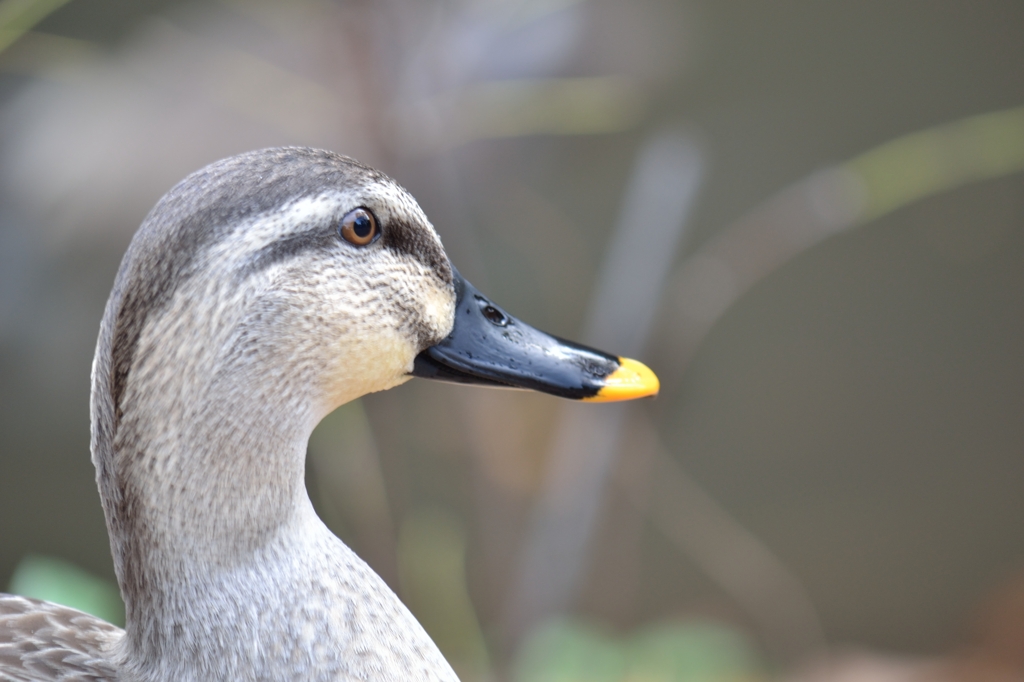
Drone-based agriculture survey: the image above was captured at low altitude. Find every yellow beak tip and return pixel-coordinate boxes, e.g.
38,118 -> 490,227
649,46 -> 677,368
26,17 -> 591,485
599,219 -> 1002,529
586,357 -> 660,402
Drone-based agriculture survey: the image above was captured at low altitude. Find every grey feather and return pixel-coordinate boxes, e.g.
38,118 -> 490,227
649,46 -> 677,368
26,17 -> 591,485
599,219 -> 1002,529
0,595 -> 121,681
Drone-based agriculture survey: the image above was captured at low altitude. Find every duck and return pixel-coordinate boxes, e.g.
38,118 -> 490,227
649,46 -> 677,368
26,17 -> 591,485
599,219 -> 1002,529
0,147 -> 658,681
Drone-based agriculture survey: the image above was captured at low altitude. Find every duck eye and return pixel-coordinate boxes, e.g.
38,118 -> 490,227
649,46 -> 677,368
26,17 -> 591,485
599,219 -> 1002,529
339,208 -> 379,246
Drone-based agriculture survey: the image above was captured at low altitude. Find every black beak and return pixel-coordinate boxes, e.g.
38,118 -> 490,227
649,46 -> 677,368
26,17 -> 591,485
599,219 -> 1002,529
411,269 -> 658,402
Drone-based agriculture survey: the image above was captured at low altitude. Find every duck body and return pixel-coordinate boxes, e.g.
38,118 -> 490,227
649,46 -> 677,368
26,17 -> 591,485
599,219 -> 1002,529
0,148 -> 657,681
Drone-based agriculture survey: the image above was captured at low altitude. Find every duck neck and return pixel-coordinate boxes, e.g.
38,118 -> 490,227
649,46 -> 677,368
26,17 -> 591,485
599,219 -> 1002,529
93,318 -> 339,661
140,382 -> 317,580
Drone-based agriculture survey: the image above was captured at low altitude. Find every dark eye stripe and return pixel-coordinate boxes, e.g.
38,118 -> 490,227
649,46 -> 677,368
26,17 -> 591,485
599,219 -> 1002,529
240,214 -> 453,285
241,227 -> 338,280
380,219 -> 452,286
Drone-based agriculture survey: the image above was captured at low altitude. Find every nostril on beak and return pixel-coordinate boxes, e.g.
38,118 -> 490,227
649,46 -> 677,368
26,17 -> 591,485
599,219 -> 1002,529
474,294 -> 509,326
481,305 -> 508,326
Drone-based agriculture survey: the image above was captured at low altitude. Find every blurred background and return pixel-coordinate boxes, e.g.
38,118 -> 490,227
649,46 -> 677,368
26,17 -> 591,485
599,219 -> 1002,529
1,1 -> 1023,680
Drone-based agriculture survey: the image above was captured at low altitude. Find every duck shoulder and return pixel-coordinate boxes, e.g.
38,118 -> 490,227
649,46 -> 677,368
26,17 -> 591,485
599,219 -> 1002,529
0,594 -> 122,681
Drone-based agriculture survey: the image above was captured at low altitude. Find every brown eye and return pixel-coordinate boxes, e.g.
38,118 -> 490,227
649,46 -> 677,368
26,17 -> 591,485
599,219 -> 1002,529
339,208 -> 379,246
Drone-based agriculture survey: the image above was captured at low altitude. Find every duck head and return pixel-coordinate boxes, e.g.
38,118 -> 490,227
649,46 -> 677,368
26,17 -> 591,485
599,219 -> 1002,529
102,148 -> 655,432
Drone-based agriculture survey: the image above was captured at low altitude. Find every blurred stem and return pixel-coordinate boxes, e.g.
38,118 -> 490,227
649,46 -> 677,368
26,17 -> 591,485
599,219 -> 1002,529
0,0 -> 74,55
627,412 -> 825,663
398,508 -> 493,682
660,104 -> 1024,388
850,104 -> 1024,221
503,132 -> 703,648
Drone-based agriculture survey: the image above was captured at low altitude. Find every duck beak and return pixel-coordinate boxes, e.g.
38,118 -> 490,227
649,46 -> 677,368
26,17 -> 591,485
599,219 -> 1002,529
411,270 -> 659,402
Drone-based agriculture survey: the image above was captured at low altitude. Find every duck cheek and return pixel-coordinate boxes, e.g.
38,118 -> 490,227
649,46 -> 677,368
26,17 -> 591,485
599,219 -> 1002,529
319,328 -> 419,411
419,286 -> 456,346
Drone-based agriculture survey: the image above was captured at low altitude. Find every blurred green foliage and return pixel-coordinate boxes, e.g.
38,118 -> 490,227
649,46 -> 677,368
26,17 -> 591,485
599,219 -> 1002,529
7,554 -> 124,626
514,619 -> 763,682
